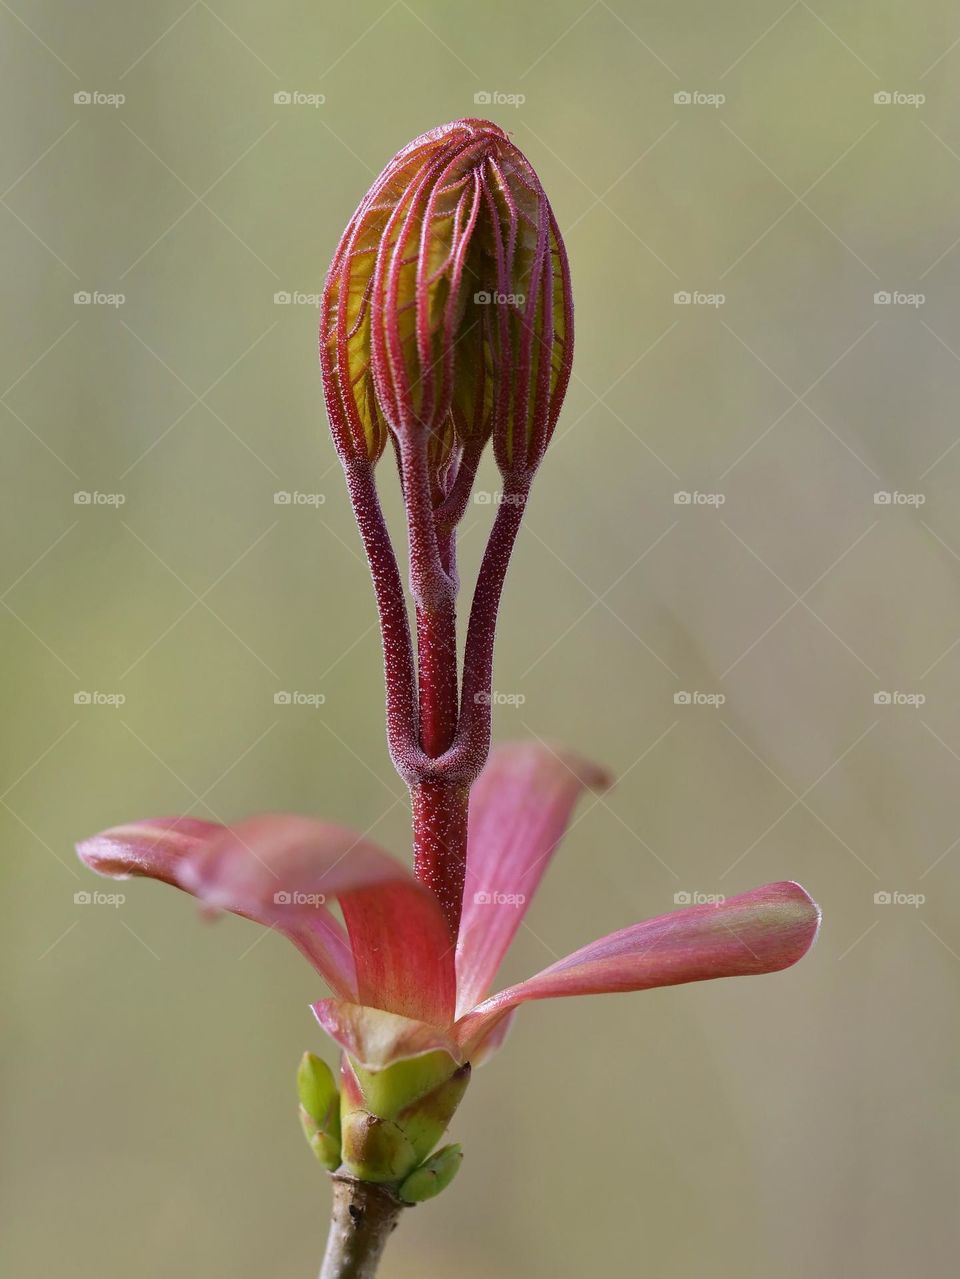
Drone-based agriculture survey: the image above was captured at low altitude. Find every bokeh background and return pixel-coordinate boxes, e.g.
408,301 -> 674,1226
3,2 -> 960,1275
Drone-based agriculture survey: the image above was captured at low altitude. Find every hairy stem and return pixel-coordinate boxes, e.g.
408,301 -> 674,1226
398,435 -> 454,610
411,778 -> 469,936
416,602 -> 459,758
454,474 -> 531,770
344,461 -> 420,774
408,476 -> 531,928
395,429 -> 469,930
319,1176 -> 404,1279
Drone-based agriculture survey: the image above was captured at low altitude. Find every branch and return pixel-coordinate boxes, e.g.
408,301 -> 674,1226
319,1176 -> 405,1279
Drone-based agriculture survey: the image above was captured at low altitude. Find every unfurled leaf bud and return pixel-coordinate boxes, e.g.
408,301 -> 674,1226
300,1106 -> 342,1171
399,1144 -> 463,1204
297,1051 -> 341,1170
338,1051 -> 470,1183
321,119 -> 573,484
346,1048 -> 459,1117
389,1064 -> 470,1167
340,1112 -> 417,1183
299,1050 -> 338,1120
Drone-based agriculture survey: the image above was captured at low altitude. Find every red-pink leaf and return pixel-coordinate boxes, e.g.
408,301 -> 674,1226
455,742 -> 611,1014
338,880 -> 456,1025
77,814 -> 457,1022
76,816 -> 220,886
184,814 -> 456,1022
312,999 -> 462,1071
454,881 -> 820,1058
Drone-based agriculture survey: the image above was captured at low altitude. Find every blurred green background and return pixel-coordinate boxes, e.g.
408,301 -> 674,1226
3,2 -> 960,1275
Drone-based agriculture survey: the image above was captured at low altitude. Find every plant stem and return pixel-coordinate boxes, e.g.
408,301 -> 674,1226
455,474 -> 531,769
390,426 -> 470,931
411,778 -> 469,935
398,435 -> 454,611
344,461 -> 420,774
412,598 -> 468,933
416,602 -> 459,758
319,1176 -> 404,1279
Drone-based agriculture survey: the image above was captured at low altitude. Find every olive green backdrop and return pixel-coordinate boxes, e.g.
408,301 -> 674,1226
2,2 -> 959,1275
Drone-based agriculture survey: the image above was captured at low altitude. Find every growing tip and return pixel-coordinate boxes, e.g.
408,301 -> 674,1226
320,117 -> 573,483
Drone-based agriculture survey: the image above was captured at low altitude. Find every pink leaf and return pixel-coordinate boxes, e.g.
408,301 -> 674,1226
75,816 -> 220,886
337,879 -> 456,1025
455,742 -> 612,1014
312,999 -> 462,1071
77,814 -> 456,1022
454,881 -> 820,1058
